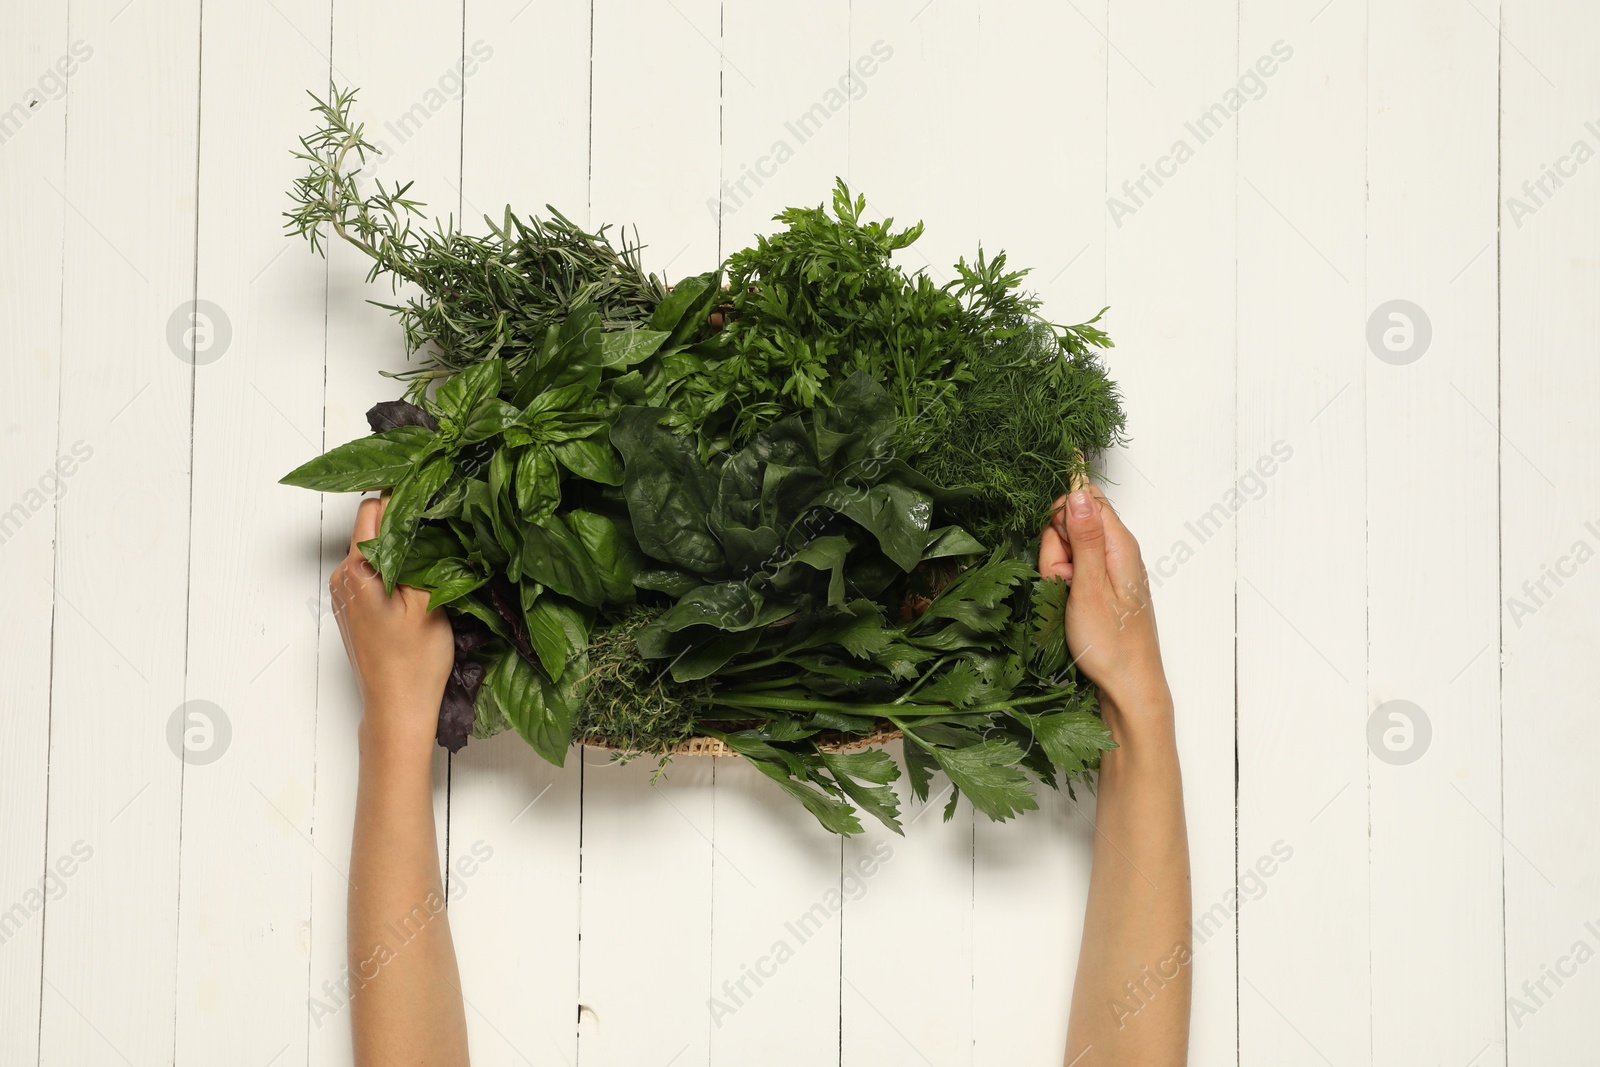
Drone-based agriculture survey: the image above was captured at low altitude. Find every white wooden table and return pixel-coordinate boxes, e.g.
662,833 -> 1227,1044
3,1 -> 1595,1064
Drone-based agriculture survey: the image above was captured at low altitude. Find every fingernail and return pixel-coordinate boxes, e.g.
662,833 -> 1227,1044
1069,490 -> 1092,518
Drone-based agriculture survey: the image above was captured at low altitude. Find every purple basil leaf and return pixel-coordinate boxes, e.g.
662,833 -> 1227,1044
487,578 -> 536,664
436,658 -> 485,753
451,612 -> 494,655
368,400 -> 440,434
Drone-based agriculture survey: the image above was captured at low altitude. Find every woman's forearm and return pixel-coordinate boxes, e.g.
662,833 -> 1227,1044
1064,686 -> 1192,1066
348,710 -> 470,1067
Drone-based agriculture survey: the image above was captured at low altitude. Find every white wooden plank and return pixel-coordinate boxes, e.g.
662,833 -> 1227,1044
590,0 -> 723,279
172,0 -> 333,1062
840,9 -> 982,1065
1367,1 -> 1504,1062
0,10 -> 71,1065
35,1 -> 199,1064
445,2 -> 590,1064
706,5 -> 852,1065
1235,7 -> 1371,1064
578,2 -> 721,1063
309,4 -> 464,1063
969,2 -> 1106,1063
1499,4 -> 1600,1062
1102,0 -> 1239,1060
718,0 -> 851,252
576,755 -> 717,1065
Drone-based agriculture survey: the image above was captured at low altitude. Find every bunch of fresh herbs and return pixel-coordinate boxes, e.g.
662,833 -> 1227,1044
282,87 -> 1127,835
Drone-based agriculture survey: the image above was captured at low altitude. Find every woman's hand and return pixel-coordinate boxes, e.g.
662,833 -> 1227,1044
1038,485 -> 1171,717
329,496 -> 454,746
1049,485 -> 1191,1067
336,496 -> 471,1066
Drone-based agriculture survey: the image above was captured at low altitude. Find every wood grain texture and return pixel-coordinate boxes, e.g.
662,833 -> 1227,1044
35,1 -> 200,1063
1366,2 -> 1505,1063
1236,5 -> 1371,1064
0,6 -> 70,1064
174,0 -> 332,1063
1500,3 -> 1600,1063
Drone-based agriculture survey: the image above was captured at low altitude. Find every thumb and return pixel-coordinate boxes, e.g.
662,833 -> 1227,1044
350,494 -> 387,555
1062,489 -> 1107,585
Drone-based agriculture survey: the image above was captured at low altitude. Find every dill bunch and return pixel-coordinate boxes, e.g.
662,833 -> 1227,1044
574,608 -> 710,760
911,319 -> 1126,545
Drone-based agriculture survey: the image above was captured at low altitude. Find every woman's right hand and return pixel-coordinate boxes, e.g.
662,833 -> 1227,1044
1039,485 -> 1172,716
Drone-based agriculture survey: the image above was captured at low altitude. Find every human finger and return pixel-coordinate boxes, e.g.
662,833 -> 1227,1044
1061,489 -> 1107,585
1039,517 -> 1073,581
349,495 -> 387,556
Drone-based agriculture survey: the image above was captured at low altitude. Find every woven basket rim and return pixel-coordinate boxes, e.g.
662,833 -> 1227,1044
586,724 -> 903,758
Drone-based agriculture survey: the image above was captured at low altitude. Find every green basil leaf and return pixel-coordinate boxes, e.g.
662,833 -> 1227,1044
395,525 -> 484,609
461,398 -> 521,443
650,272 -> 719,346
432,359 -> 503,427
420,475 -> 468,520
478,649 -> 578,767
552,438 -> 624,486
521,517 -> 605,606
515,447 -> 561,521
510,305 -> 602,406
523,594 -> 589,681
280,426 -> 436,492
564,510 -> 636,602
599,328 -> 671,369
360,456 -> 454,593
521,382 -> 592,420
414,559 -> 488,611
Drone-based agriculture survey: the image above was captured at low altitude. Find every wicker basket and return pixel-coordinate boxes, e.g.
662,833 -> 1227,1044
588,723 -> 904,759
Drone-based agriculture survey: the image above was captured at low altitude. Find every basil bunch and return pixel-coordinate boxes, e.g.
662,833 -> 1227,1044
284,289 -> 719,756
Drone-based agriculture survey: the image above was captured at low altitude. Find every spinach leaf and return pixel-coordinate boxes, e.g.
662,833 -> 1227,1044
612,407 -> 723,574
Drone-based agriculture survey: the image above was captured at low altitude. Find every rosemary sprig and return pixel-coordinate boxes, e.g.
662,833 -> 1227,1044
284,84 -> 669,395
